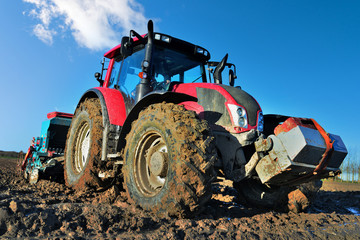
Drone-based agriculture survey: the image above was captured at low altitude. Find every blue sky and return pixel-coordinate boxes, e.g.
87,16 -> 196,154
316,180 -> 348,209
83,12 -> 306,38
0,0 -> 359,154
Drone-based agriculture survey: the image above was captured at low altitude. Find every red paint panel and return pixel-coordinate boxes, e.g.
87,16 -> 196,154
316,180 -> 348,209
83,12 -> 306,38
93,87 -> 127,126
47,112 -> 73,119
104,44 -> 121,59
103,58 -> 114,88
104,34 -> 146,59
180,101 -> 204,115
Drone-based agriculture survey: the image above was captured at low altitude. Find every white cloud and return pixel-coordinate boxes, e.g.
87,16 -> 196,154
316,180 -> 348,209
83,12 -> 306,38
23,0 -> 148,50
33,24 -> 56,45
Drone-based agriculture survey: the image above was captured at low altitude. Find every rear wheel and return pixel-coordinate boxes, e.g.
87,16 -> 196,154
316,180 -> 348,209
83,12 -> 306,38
234,179 -> 322,212
122,103 -> 217,217
64,98 -> 104,190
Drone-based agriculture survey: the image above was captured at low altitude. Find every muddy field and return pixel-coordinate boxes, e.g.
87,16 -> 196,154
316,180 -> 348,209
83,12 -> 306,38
0,156 -> 359,239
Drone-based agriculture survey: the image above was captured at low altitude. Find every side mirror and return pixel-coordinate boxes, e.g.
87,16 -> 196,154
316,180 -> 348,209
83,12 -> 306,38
229,69 -> 235,87
120,36 -> 133,58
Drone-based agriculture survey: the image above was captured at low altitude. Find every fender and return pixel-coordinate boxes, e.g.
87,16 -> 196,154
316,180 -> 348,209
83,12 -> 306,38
117,91 -> 197,152
78,87 -> 127,126
77,87 -> 127,160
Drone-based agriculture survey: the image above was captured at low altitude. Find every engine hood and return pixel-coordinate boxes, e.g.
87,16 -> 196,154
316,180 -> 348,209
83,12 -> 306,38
172,83 -> 261,131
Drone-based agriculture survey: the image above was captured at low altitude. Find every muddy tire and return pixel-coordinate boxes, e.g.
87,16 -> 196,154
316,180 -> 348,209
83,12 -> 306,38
64,98 -> 103,190
122,103 -> 217,218
234,179 -> 322,212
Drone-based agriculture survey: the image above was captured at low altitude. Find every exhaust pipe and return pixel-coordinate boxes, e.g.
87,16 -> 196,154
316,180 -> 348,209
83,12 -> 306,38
135,20 -> 154,103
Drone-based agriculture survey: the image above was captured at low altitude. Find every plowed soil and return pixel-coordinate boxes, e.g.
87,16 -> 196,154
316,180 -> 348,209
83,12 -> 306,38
1,157 -> 359,239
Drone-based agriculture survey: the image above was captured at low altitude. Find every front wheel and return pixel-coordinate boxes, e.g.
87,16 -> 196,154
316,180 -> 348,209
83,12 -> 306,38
64,98 -> 104,191
122,103 -> 217,218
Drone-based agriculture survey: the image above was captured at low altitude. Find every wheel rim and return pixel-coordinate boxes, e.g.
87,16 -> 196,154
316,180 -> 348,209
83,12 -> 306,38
134,130 -> 169,197
29,168 -> 39,185
74,121 -> 91,174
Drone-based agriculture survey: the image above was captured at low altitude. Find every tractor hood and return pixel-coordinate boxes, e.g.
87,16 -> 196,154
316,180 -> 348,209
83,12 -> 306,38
171,83 -> 262,133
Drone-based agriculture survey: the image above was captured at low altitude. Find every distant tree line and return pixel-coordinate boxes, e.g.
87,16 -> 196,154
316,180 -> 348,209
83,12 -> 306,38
336,147 -> 360,183
0,150 -> 23,159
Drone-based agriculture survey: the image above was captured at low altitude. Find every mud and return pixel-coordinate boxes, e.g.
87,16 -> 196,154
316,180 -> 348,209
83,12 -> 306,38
1,157 -> 360,239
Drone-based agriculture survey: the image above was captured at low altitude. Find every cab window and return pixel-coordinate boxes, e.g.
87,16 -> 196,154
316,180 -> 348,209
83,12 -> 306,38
109,49 -> 145,98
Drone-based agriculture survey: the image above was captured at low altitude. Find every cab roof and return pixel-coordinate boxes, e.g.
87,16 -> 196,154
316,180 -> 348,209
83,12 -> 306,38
103,32 -> 211,62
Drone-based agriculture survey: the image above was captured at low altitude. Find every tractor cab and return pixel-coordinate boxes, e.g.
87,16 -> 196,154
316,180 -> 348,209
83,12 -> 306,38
99,30 -> 238,99
99,21 -> 211,103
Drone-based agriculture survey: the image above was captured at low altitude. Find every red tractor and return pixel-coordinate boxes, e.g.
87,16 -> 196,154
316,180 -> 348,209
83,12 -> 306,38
42,20 -> 347,217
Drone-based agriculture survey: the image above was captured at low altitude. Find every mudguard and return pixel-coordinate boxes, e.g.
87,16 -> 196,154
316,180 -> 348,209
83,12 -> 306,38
77,87 -> 127,160
77,87 -> 127,126
117,91 -> 197,151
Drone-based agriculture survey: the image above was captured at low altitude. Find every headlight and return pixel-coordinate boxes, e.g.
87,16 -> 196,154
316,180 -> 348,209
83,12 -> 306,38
238,116 -> 247,127
257,111 -> 264,132
228,104 -> 248,128
154,33 -> 171,43
237,107 -> 244,116
196,47 -> 209,56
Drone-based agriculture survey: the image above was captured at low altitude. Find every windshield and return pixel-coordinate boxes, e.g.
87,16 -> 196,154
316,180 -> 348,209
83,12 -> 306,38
109,49 -> 145,98
152,45 -> 205,87
109,44 -> 206,99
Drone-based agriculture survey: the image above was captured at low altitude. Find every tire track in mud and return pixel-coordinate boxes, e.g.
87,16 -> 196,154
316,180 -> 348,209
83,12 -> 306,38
1,157 -> 360,239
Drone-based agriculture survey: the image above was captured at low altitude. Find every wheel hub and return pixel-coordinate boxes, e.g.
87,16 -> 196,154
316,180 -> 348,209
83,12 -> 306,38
29,168 -> 39,185
74,121 -> 91,174
133,131 -> 169,197
149,151 -> 168,177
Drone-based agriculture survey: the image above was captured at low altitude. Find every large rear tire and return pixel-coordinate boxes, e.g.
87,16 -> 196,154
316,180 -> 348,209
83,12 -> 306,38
234,179 -> 322,212
64,98 -> 104,190
122,103 -> 217,218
